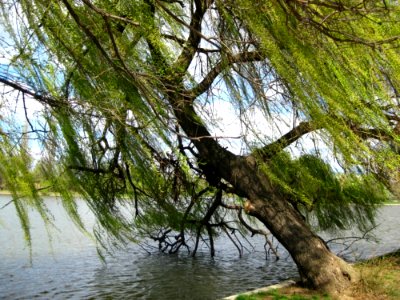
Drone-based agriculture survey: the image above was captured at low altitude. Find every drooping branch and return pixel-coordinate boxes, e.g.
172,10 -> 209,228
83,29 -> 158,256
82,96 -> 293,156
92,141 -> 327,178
206,224 -> 215,256
192,188 -> 222,257
351,127 -> 394,141
280,0 -> 400,48
60,0 -> 139,83
221,225 -> 243,257
237,208 -> 279,259
325,225 -> 378,258
180,187 -> 211,233
103,16 -> 133,76
68,165 -> 107,174
61,0 -> 115,68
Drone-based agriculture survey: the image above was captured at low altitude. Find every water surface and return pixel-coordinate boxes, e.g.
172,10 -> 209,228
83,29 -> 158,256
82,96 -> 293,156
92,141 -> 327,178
0,195 -> 398,299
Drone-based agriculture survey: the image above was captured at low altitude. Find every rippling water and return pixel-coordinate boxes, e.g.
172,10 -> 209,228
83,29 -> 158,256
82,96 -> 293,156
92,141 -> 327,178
0,195 -> 399,299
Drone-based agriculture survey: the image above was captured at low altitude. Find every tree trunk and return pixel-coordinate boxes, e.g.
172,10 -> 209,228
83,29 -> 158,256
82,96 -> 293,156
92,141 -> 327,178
217,153 -> 358,293
245,196 -> 357,293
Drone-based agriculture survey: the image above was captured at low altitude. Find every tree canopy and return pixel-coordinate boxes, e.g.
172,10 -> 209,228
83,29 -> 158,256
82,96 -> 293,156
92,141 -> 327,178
1,0 -> 400,292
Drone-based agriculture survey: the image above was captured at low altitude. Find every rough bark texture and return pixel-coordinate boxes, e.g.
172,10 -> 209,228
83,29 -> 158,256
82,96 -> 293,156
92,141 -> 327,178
245,198 -> 357,293
230,155 -> 358,293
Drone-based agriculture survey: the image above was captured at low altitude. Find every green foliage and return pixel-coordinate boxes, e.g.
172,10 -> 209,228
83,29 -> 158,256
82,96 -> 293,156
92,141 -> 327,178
0,136 -> 52,249
0,0 -> 399,255
233,0 -> 400,166
236,289 -> 331,300
267,152 -> 388,232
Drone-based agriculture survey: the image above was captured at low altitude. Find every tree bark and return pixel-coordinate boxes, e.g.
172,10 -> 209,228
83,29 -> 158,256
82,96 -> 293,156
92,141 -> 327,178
245,197 -> 357,293
219,153 -> 358,293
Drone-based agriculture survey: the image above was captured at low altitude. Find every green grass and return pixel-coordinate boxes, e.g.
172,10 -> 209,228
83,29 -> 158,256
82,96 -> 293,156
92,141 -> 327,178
235,250 -> 400,300
236,289 -> 331,300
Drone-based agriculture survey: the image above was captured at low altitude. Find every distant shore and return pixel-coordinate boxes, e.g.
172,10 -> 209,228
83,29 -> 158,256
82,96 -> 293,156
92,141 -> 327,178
0,190 -> 61,197
1,190 -> 399,205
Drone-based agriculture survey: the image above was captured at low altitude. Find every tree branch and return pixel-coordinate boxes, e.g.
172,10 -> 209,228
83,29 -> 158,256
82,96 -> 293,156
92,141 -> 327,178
351,127 -> 394,141
162,0 -> 215,76
61,0 -> 115,67
61,0 -> 140,83
192,188 -> 222,257
80,0 -> 140,27
283,0 -> 399,48
253,121 -> 320,160
0,77 -> 63,108
237,208 -> 280,259
188,51 -> 265,98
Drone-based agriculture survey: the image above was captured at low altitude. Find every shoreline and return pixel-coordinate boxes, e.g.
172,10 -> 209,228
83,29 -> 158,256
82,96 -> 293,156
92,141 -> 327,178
221,279 -> 297,300
1,190 -> 399,207
1,191 -> 399,205
223,249 -> 400,300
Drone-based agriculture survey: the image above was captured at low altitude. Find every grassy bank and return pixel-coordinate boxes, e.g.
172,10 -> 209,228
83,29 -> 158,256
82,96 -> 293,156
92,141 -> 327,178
235,250 -> 400,300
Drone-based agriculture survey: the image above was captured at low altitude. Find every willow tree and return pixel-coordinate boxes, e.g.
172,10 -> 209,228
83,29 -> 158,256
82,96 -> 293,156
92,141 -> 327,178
1,0 -> 400,293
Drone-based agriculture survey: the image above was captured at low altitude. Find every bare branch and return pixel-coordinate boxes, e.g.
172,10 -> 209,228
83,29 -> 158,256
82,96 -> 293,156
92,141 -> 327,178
238,208 -> 280,259
191,188 -> 222,257
222,225 -> 242,257
326,225 -> 378,258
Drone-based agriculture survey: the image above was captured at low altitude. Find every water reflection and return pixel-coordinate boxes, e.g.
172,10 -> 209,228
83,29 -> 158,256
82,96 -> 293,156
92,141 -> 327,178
0,195 -> 398,299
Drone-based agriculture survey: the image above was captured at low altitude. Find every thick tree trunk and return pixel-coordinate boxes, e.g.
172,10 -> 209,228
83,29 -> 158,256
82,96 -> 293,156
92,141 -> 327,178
244,196 -> 357,293
217,153 -> 358,293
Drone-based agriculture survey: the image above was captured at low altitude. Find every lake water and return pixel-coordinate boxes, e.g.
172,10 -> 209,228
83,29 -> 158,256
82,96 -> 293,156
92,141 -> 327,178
0,195 -> 399,299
